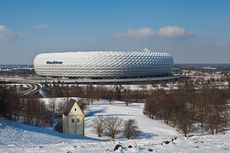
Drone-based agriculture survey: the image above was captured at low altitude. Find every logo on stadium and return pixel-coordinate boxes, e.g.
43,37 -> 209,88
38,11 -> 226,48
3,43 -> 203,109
46,61 -> 63,64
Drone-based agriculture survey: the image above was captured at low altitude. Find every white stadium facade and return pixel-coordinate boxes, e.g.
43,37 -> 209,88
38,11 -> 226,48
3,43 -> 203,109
34,51 -> 174,80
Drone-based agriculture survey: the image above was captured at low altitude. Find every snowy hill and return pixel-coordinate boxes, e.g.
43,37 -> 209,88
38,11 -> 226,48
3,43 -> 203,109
1,100 -> 230,153
84,101 -> 178,139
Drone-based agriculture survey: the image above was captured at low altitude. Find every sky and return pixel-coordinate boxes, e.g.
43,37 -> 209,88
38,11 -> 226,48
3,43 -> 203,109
0,0 -> 230,64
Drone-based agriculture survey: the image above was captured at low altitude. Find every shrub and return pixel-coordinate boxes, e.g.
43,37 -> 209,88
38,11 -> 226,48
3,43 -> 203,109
92,116 -> 105,137
104,116 -> 123,139
123,119 -> 139,139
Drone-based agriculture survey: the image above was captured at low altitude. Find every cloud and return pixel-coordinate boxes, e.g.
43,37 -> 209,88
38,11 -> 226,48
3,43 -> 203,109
33,24 -> 51,29
143,48 -> 150,52
158,26 -> 192,38
116,26 -> 193,39
116,28 -> 156,38
0,25 -> 23,40
0,25 -> 11,39
216,41 -> 229,48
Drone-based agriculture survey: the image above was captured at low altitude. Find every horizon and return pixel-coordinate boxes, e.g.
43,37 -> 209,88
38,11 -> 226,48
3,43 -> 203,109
2,63 -> 230,66
0,0 -> 230,64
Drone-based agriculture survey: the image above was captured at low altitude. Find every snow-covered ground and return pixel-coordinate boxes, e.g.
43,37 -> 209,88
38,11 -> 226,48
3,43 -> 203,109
1,100 -> 230,153
84,101 -> 177,139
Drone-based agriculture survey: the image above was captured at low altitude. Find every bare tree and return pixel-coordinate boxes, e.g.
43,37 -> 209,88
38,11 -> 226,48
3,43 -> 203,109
92,116 -> 105,137
48,98 -> 56,126
122,88 -> 132,106
56,98 -> 69,115
105,89 -> 114,104
104,116 -> 123,139
123,119 -> 139,139
115,85 -> 122,100
0,85 -> 22,119
0,85 -> 10,117
176,110 -> 195,136
52,84 -> 64,97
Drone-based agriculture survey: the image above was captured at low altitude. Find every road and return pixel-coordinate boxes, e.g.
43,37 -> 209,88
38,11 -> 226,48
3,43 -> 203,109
0,76 -> 43,96
22,83 -> 42,96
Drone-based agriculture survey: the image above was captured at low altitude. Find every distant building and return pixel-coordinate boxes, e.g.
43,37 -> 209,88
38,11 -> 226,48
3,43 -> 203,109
55,99 -> 85,135
34,51 -> 174,79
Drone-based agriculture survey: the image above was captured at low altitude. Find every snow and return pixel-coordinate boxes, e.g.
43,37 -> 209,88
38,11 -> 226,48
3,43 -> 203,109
84,101 -> 177,139
0,100 -> 230,153
0,119 -> 95,146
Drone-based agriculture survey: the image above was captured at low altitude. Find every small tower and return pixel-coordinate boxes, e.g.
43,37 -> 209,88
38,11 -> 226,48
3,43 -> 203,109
62,99 -> 84,135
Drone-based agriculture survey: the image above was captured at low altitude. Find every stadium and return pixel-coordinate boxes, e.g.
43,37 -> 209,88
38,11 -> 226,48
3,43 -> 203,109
34,51 -> 174,79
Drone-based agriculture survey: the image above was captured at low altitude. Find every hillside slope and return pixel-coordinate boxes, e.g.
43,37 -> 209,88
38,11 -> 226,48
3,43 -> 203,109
1,100 -> 229,153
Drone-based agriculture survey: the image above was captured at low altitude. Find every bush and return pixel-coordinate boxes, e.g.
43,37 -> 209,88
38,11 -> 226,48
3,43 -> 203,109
92,117 -> 140,139
92,116 -> 105,137
104,116 -> 123,139
123,119 -> 139,139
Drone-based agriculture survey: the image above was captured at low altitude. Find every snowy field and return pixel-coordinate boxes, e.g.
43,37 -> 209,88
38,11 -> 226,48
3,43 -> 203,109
0,99 -> 230,153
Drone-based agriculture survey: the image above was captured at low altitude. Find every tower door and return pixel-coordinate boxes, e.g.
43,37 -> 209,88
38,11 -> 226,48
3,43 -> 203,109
68,116 -> 76,134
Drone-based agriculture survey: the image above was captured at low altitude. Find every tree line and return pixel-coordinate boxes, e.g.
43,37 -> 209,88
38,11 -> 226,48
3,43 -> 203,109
0,85 -> 89,127
45,83 -> 148,105
0,85 -> 56,127
144,79 -> 230,136
1,78 -> 230,136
